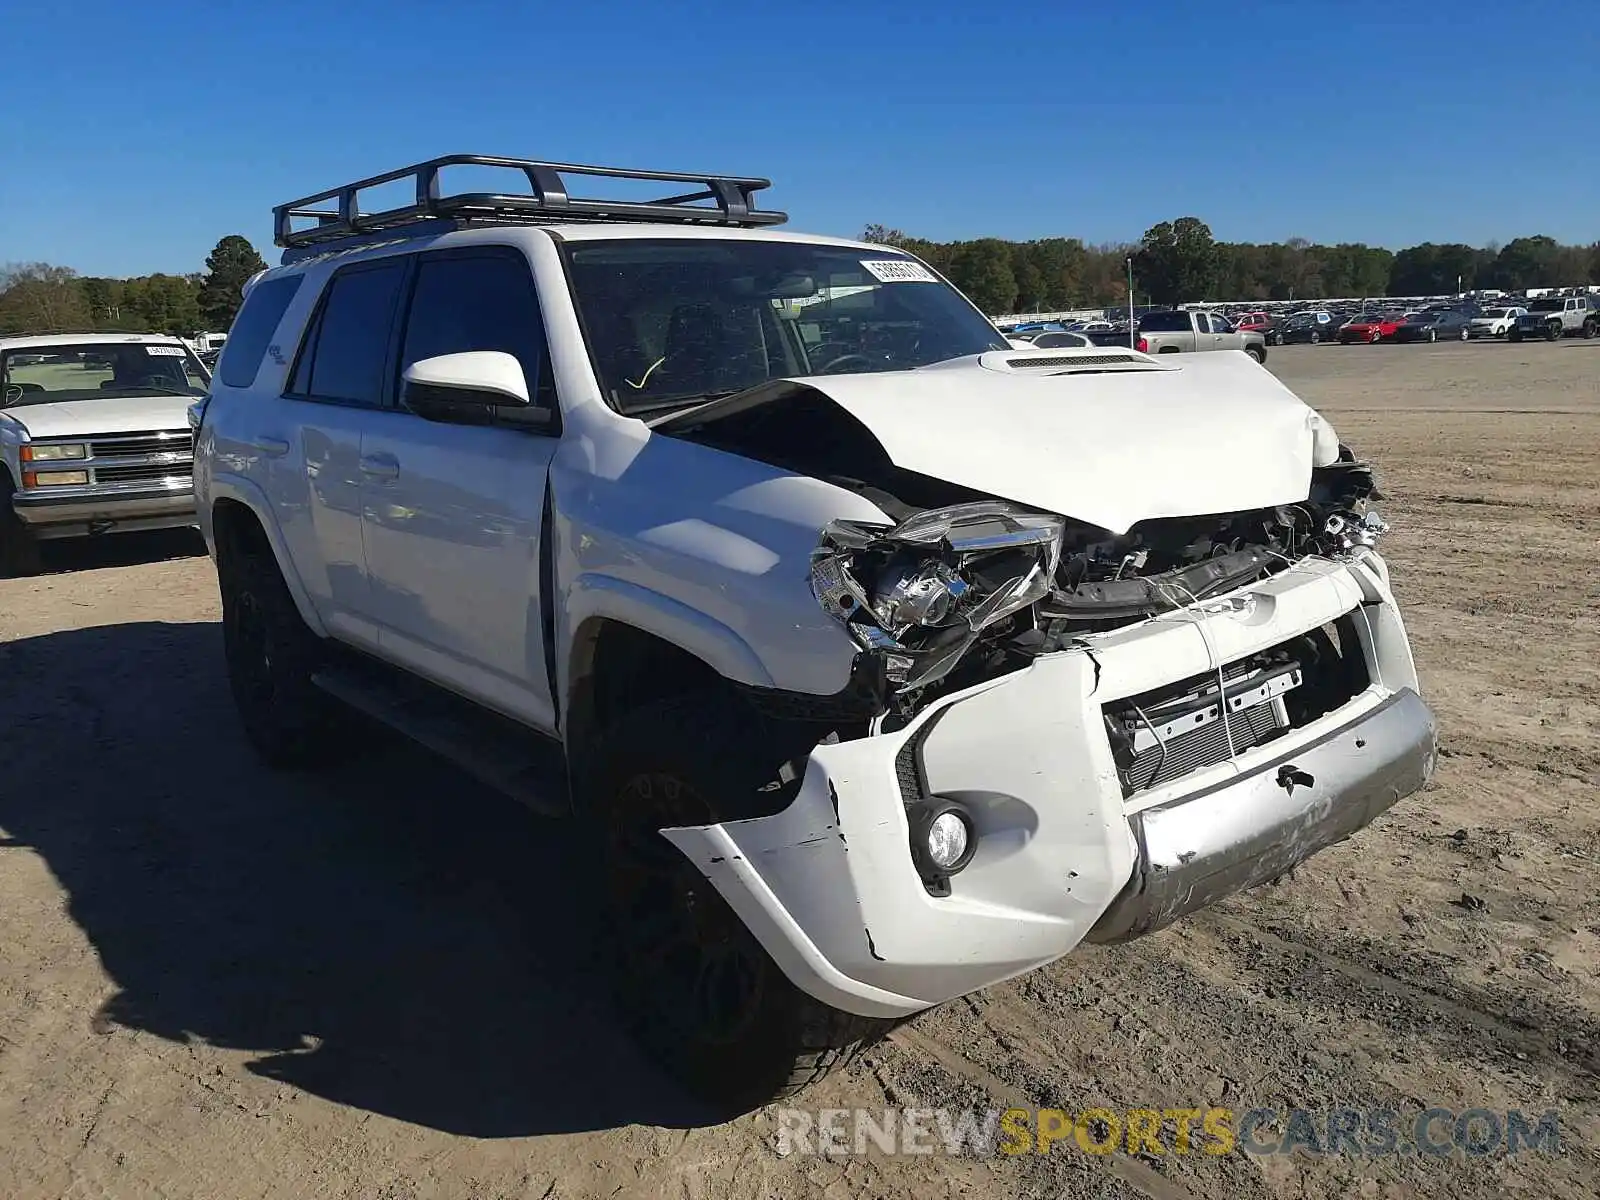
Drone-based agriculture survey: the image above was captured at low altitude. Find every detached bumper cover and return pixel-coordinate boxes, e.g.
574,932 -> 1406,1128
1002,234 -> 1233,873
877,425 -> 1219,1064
663,556 -> 1435,1020
1088,688 -> 1435,943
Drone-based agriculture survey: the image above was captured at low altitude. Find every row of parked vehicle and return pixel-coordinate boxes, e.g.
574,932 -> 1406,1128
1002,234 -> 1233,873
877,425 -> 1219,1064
1229,294 -> 1600,345
1008,292 -> 1600,350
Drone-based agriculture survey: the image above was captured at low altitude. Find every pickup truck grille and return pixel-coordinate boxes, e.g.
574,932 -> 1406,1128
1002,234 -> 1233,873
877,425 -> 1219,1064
89,431 -> 193,459
93,461 -> 191,484
1104,614 -> 1370,798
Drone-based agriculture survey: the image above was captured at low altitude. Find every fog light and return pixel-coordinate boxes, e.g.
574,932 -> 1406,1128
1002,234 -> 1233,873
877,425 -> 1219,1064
908,800 -> 977,888
28,470 -> 90,487
926,811 -> 970,870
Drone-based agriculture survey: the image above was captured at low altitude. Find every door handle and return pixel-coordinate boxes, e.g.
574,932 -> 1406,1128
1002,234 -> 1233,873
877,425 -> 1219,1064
247,436 -> 290,457
360,452 -> 400,480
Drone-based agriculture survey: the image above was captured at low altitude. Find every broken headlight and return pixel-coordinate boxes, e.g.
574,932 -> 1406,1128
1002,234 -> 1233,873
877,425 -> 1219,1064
810,501 -> 1064,693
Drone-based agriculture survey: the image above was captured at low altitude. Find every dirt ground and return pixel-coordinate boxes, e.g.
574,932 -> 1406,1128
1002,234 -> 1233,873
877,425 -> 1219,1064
2,340 -> 1596,1199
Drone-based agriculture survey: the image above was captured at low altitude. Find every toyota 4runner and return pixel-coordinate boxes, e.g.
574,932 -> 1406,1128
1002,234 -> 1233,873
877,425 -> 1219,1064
192,155 -> 1438,1113
2,333 -> 208,575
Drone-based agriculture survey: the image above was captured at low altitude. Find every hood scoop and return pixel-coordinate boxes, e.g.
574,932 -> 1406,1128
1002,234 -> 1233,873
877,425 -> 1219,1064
923,348 -> 1174,376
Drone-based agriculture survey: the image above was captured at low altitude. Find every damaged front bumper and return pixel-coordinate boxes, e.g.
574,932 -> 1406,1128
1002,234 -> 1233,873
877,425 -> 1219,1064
661,552 -> 1438,1019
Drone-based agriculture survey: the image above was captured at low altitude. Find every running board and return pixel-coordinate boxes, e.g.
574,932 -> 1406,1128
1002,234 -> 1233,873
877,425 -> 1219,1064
312,660 -> 569,817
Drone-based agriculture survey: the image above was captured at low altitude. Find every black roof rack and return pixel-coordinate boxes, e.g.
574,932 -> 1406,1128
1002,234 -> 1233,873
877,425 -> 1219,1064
273,153 -> 787,249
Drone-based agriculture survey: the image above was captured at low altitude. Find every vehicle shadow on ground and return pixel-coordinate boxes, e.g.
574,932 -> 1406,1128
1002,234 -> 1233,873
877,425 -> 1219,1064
33,527 -> 209,574
0,619 -> 715,1136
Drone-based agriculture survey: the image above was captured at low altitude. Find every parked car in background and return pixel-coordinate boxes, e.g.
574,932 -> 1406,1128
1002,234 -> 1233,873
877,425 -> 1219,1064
1468,306 -> 1527,338
0,333 -> 207,574
1509,295 -> 1599,342
1232,312 -> 1282,345
1338,312 -> 1406,344
1278,311 -> 1339,344
1392,310 -> 1472,343
1028,330 -> 1095,349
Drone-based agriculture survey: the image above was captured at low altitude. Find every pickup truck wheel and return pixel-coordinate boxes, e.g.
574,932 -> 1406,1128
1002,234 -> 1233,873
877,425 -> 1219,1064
589,694 -> 893,1113
0,476 -> 41,578
219,547 -> 348,768
1245,344 -> 1265,363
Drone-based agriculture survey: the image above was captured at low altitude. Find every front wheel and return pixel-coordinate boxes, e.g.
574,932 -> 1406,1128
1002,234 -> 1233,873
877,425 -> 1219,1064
1370,329 -> 1382,343
1459,326 -> 1470,341
1545,322 -> 1563,342
1509,328 -> 1523,343
589,693 -> 895,1114
1310,331 -> 1320,345
1426,329 -> 1437,343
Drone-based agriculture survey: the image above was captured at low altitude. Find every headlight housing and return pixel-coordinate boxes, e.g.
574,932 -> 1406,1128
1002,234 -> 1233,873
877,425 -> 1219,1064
21,442 -> 87,462
811,500 -> 1065,694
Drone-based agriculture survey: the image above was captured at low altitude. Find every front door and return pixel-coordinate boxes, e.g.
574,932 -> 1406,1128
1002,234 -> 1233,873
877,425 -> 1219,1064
360,246 -> 561,731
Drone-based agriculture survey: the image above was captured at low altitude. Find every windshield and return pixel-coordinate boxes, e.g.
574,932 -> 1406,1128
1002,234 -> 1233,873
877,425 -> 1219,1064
1527,299 -> 1562,313
1483,309 -> 1508,318
1,342 -> 210,408
561,239 -> 1007,414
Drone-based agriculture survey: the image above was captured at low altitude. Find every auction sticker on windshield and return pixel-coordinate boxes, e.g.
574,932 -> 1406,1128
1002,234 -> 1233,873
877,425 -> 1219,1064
860,259 -> 938,284
144,345 -> 187,356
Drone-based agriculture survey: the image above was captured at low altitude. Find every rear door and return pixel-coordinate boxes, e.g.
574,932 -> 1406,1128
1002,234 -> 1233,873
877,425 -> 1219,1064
359,246 -> 561,730
233,259 -> 406,647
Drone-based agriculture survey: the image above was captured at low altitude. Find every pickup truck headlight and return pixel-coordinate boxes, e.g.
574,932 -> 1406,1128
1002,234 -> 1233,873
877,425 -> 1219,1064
26,469 -> 90,487
811,500 -> 1065,693
21,443 -> 87,462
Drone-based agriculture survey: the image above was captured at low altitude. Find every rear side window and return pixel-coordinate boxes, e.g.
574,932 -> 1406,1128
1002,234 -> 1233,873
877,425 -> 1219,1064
1138,311 -> 1190,332
292,261 -> 406,406
218,275 -> 303,389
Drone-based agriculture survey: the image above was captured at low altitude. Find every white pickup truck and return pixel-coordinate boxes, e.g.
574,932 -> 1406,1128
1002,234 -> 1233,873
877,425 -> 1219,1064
192,155 -> 1436,1114
1,333 -> 207,574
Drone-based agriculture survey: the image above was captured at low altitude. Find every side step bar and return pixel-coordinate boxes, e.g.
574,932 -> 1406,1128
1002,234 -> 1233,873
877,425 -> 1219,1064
312,660 -> 569,817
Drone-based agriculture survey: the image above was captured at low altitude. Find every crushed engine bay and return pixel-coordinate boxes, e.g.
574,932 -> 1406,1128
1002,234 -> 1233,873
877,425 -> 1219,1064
810,451 -> 1387,719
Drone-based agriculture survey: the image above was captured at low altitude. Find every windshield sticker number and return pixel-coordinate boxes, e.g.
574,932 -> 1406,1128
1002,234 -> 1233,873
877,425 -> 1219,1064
144,345 -> 187,356
860,259 -> 938,284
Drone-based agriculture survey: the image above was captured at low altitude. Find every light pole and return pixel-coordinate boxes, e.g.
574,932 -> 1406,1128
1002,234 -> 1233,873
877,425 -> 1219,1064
1126,257 -> 1136,349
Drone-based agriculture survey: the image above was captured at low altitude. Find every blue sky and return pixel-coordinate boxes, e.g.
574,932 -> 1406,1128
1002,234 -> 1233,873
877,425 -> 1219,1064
1,0 -> 1595,277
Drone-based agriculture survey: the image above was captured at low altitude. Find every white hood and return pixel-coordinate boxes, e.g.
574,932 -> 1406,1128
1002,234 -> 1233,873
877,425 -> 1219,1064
660,351 -> 1341,534
2,394 -> 199,439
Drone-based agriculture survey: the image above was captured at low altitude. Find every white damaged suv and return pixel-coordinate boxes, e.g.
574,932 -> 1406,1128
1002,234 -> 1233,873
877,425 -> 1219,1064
193,156 -> 1437,1112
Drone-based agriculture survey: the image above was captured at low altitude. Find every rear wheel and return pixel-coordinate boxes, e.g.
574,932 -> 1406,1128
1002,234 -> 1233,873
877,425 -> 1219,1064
588,693 -> 894,1114
1245,344 -> 1265,363
1310,331 -> 1320,344
1459,325 -> 1470,341
219,540 -> 350,767
1584,319 -> 1598,340
0,476 -> 41,578
1426,328 -> 1437,343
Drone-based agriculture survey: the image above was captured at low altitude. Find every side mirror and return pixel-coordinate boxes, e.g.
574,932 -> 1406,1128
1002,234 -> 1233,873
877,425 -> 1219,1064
401,351 -> 553,428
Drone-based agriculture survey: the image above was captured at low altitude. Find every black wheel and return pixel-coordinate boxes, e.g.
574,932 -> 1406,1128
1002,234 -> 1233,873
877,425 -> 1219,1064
1509,328 -> 1523,343
0,475 -> 41,578
1584,319 -> 1598,340
1545,321 -> 1562,342
1245,344 -> 1265,363
588,693 -> 893,1113
219,540 -> 349,767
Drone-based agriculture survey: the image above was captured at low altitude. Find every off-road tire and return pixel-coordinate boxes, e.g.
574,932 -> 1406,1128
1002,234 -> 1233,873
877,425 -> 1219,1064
1584,319 -> 1598,340
219,541 -> 349,768
587,692 -> 895,1114
0,475 -> 41,578
1545,321 -> 1562,342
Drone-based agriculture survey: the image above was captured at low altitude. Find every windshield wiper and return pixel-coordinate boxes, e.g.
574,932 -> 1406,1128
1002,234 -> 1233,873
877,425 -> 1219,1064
624,390 -> 742,417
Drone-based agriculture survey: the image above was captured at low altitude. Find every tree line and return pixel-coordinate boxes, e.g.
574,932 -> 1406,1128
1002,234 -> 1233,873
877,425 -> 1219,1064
864,221 -> 1600,314
0,236 -> 268,337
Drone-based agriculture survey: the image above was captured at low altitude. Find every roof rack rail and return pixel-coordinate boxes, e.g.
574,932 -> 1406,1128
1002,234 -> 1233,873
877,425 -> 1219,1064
273,154 -> 787,249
